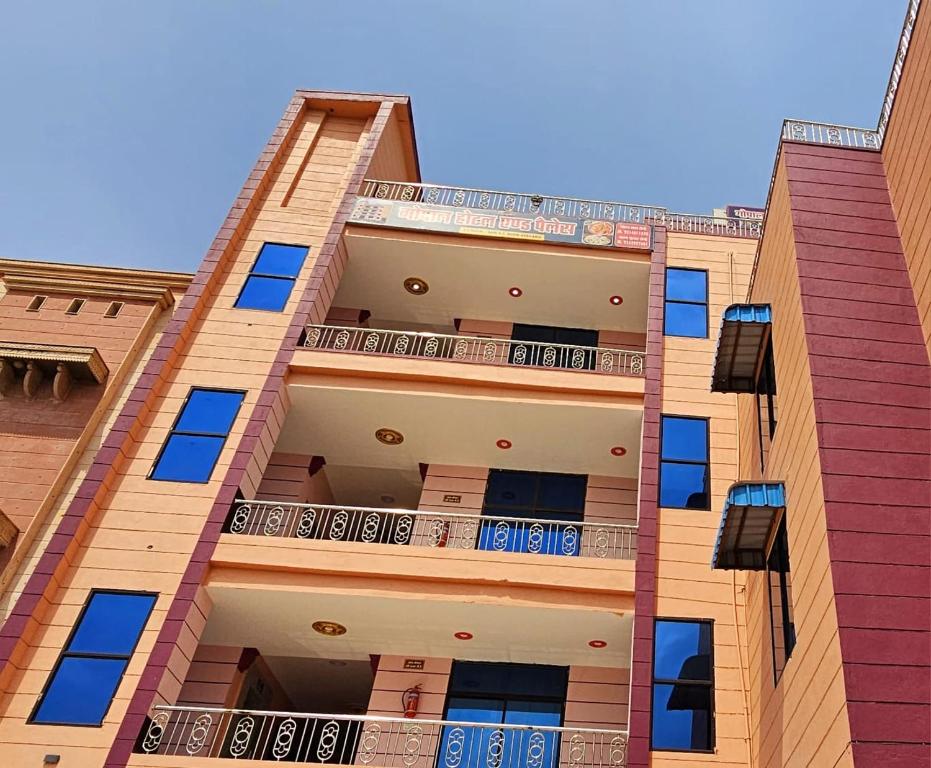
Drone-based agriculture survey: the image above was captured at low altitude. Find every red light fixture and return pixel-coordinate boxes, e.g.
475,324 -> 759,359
454,631 -> 473,640
588,640 -> 607,648
609,295 -> 623,305
610,446 -> 627,457
496,439 -> 512,450
508,287 -> 523,297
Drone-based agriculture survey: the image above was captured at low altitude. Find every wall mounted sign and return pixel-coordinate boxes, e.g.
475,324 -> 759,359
403,659 -> 425,670
443,494 -> 462,504
350,199 -> 653,252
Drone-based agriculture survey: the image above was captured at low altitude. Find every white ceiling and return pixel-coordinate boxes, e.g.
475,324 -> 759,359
278,380 -> 643,477
336,229 -> 650,332
204,585 -> 633,670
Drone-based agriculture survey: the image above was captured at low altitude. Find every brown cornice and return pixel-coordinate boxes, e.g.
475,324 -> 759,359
0,258 -> 192,308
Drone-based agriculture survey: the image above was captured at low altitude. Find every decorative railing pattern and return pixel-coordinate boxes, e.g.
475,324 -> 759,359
303,325 -> 645,377
227,500 -> 638,560
878,0 -> 922,142
653,212 -> 762,239
139,706 -> 629,768
781,119 -> 880,151
359,179 -> 665,225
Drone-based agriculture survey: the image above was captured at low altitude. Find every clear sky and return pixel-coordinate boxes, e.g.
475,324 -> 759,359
0,1 -> 906,272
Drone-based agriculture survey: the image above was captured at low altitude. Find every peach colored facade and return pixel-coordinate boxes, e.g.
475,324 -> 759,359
0,5 -> 929,768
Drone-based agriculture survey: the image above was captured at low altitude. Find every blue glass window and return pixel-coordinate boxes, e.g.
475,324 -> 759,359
439,663 -> 566,768
235,243 -> 309,312
664,268 -> 708,338
479,470 -> 586,556
652,619 -> 714,752
32,591 -> 156,726
150,388 -> 245,483
660,416 -> 710,509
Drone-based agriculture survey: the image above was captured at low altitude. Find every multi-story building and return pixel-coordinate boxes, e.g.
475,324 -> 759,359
0,3 -> 927,768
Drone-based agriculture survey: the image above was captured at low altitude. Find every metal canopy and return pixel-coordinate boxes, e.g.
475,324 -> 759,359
712,482 -> 786,570
711,304 -> 772,393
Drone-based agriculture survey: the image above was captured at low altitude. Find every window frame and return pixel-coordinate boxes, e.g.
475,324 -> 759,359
663,267 -> 709,339
233,242 -> 309,313
767,517 -> 796,686
148,387 -> 246,484
755,339 -> 778,475
29,589 -> 157,727
481,469 -> 588,520
659,415 -> 711,511
650,617 -> 716,753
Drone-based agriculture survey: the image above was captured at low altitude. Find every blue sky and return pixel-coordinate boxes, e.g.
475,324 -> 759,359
0,1 -> 906,272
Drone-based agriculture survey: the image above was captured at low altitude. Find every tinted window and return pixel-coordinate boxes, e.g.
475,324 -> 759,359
660,416 -> 710,510
68,592 -> 158,654
480,470 -> 586,556
175,389 -> 245,434
151,435 -> 225,483
252,243 -> 308,277
509,324 -> 599,370
652,619 -> 714,752
442,663 -> 566,768
32,591 -> 156,726
661,417 -> 708,462
33,657 -> 126,725
664,269 -> 708,338
665,269 -> 707,302
150,388 -> 244,483
236,276 -> 294,312
768,520 -> 796,684
235,242 -> 309,312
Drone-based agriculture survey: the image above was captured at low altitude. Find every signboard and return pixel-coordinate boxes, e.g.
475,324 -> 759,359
350,199 -> 653,251
725,205 -> 765,221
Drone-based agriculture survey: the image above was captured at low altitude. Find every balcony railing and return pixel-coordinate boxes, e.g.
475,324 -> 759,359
139,706 -> 629,768
781,119 -> 880,151
360,178 -> 663,225
653,211 -> 762,239
226,500 -> 638,560
303,326 -> 645,377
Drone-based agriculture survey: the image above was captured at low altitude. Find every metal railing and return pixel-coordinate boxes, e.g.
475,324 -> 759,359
878,0 -> 922,143
359,179 -> 664,225
227,500 -> 638,560
303,325 -> 645,377
781,119 -> 880,151
653,211 -> 762,239
139,706 -> 629,768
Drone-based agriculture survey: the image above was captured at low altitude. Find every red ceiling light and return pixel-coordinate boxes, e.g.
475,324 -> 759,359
610,446 -> 627,457
496,439 -> 512,449
454,631 -> 474,640
609,295 -> 623,305
508,287 -> 523,297
588,640 -> 608,648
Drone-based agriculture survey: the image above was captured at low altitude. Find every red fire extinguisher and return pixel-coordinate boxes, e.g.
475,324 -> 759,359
402,684 -> 421,718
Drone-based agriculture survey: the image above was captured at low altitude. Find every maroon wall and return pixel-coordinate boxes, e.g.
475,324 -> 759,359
784,141 -> 931,767
626,226 -> 666,767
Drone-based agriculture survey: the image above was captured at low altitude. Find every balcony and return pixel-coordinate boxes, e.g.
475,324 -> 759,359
226,500 -> 638,560
137,706 -> 629,768
302,326 -> 645,378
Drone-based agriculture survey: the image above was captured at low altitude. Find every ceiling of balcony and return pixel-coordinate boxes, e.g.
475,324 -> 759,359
336,227 -> 650,333
277,376 -> 643,478
204,583 -> 633,670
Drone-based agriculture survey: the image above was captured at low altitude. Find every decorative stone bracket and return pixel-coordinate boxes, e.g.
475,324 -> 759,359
0,342 -> 109,402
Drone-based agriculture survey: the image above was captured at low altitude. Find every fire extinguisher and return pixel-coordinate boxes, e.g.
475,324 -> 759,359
401,684 -> 421,718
